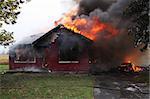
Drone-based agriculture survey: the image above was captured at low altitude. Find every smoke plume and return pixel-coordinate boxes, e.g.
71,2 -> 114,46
73,0 -> 148,71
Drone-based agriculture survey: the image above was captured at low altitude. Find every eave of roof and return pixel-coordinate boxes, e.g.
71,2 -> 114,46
32,24 -> 63,45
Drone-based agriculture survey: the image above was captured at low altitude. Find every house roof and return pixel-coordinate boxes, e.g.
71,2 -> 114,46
15,25 -> 62,45
17,24 -> 93,45
16,33 -> 45,45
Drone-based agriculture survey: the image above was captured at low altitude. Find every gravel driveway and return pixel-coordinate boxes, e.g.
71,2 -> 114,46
94,73 -> 149,99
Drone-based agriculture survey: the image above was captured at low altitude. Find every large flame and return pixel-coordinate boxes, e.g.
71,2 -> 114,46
63,17 -> 119,40
55,7 -> 119,40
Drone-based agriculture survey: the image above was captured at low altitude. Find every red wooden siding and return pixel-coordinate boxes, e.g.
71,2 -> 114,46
45,42 -> 90,72
9,42 -> 90,72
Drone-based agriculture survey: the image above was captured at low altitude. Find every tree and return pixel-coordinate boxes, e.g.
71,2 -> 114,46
123,0 -> 149,51
0,0 -> 24,46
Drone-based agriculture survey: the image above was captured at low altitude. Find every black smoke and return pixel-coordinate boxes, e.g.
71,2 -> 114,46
75,0 -> 143,71
78,0 -> 116,15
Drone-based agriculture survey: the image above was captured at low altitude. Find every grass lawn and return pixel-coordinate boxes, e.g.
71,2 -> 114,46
0,73 -> 93,99
0,55 -> 93,98
0,64 -> 9,73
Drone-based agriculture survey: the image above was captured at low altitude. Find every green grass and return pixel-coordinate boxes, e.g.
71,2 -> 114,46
0,74 -> 93,99
0,64 -> 9,73
0,55 -> 93,98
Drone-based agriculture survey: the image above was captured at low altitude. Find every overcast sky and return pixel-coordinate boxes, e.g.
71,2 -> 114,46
0,0 -> 76,53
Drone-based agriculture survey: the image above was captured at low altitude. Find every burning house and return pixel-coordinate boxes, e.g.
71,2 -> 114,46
9,0 -> 149,73
9,24 -> 93,72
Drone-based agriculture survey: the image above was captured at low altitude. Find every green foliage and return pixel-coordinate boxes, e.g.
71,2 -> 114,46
0,0 -> 25,46
0,30 -> 14,45
124,0 -> 149,51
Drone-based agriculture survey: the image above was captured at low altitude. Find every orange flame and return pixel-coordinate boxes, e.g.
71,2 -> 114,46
132,65 -> 142,72
124,54 -> 143,72
55,6 -> 119,40
62,17 -> 119,40
130,62 -> 142,72
124,61 -> 143,72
